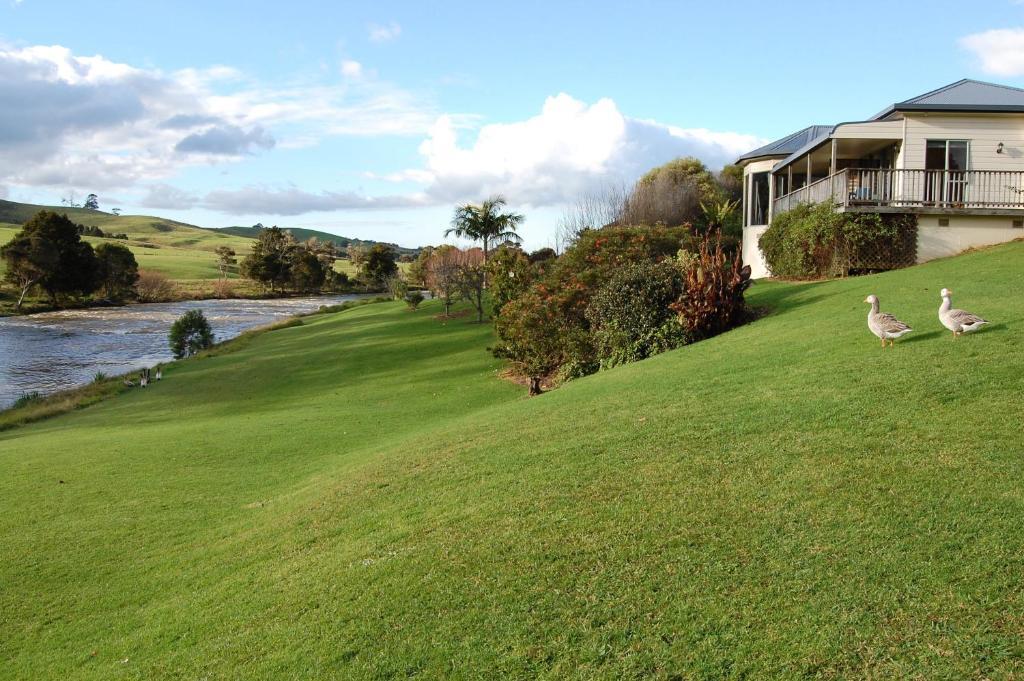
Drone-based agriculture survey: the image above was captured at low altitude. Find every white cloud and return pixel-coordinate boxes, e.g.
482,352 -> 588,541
411,93 -> 763,207
341,59 -> 363,79
0,44 -> 439,192
960,28 -> 1024,75
202,185 -> 427,215
193,94 -> 763,219
368,22 -> 402,43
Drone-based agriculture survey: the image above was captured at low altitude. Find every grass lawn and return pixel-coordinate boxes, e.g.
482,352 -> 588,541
2,241 -> 1024,678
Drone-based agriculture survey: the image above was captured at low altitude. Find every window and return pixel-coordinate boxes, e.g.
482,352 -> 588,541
749,172 -> 770,226
925,140 -> 969,203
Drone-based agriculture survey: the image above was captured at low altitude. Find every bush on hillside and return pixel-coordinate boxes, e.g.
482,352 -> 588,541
674,233 -> 752,340
760,201 -> 917,279
492,226 -> 750,392
169,309 -> 214,359
585,260 -> 686,369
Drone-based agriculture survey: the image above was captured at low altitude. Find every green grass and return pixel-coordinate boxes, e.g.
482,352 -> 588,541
2,242 -> 1024,678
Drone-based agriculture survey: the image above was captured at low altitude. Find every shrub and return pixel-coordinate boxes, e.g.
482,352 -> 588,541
211,278 -> 235,299
169,310 -> 214,359
586,260 -> 686,369
93,372 -> 107,383
12,392 -> 43,409
760,201 -> 917,278
405,291 -> 425,311
673,232 -> 752,340
136,269 -> 176,302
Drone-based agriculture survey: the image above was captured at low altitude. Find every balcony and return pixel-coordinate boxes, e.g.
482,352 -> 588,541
772,168 -> 1024,216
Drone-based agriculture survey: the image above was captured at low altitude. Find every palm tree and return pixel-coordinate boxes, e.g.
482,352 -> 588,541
445,195 -> 524,263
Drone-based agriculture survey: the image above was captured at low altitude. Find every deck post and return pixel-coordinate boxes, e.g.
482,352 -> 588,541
806,154 -> 812,187
830,139 -> 837,176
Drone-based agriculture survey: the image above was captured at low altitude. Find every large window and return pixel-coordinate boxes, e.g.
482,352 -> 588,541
748,172 -> 770,226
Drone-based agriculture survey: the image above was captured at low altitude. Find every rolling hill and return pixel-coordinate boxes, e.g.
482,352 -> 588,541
2,241 -> 1023,677
214,225 -> 419,257
0,200 -> 417,282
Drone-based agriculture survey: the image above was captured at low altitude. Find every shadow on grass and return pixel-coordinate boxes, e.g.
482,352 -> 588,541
902,330 -> 944,344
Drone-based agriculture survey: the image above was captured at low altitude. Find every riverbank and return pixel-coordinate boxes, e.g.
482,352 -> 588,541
0,281 -> 385,318
3,242 -> 1024,677
0,296 -> 386,430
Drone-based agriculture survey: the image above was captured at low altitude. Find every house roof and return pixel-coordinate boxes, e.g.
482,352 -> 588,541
872,78 -> 1024,119
734,125 -> 833,164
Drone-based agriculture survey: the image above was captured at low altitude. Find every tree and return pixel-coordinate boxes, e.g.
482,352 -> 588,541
347,243 -> 368,270
385,274 -> 409,300
487,245 -> 533,317
445,195 -> 524,270
94,243 -> 139,301
169,310 -> 214,359
241,226 -> 296,291
454,248 -> 487,322
111,208 -> 122,217
289,248 -> 326,292
360,244 -> 398,286
493,289 -> 568,396
424,245 -> 462,317
84,194 -> 99,210
620,157 -> 720,228
0,211 -> 97,308
214,246 -> 237,279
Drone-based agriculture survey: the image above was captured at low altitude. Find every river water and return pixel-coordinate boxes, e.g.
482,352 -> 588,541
0,294 -> 371,410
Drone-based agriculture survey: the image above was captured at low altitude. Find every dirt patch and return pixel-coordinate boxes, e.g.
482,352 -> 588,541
434,309 -> 471,321
497,367 -> 560,394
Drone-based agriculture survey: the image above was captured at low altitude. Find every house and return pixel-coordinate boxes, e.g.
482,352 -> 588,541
736,79 -> 1024,278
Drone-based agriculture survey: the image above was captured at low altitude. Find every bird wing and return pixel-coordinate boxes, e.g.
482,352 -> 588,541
949,308 -> 987,326
875,312 -> 911,333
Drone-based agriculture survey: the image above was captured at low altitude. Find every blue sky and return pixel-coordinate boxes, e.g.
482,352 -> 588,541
4,0 -> 1024,248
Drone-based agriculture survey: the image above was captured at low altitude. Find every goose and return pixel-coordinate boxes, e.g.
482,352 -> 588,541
939,288 -> 989,339
864,294 -> 913,347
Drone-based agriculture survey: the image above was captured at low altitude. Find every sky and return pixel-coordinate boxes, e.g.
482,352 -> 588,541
4,1 -> 1024,249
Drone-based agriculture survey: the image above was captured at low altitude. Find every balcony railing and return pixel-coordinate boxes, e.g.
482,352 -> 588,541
772,168 -> 1024,216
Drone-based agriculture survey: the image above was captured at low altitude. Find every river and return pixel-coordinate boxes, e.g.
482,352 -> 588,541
0,294 -> 372,410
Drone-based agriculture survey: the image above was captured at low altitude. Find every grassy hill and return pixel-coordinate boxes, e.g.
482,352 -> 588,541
215,225 -> 419,257
0,199 -> 253,281
2,242 -> 1023,677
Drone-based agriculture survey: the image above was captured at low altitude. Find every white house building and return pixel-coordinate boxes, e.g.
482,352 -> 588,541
736,79 -> 1024,278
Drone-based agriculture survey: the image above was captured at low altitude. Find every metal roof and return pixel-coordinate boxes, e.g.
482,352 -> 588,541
873,79 -> 1024,119
734,125 -> 833,164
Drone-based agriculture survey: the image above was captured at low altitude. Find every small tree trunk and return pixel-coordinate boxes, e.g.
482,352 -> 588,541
528,377 -> 542,396
16,282 -> 33,310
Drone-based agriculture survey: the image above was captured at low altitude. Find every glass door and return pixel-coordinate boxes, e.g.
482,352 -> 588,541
925,140 -> 969,204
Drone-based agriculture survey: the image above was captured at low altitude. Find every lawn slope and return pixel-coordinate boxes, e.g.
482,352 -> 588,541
2,242 -> 1024,678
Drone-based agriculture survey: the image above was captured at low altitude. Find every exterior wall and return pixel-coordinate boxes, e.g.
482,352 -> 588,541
742,225 -> 771,279
832,120 -> 903,140
902,113 -> 1024,170
741,158 -> 779,279
917,214 -> 1024,262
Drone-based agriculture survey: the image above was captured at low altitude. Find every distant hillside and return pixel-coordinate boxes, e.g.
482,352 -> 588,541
215,225 -> 418,257
0,199 -> 254,280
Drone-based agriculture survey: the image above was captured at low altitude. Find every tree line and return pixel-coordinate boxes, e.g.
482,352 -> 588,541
1,211 -> 139,309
